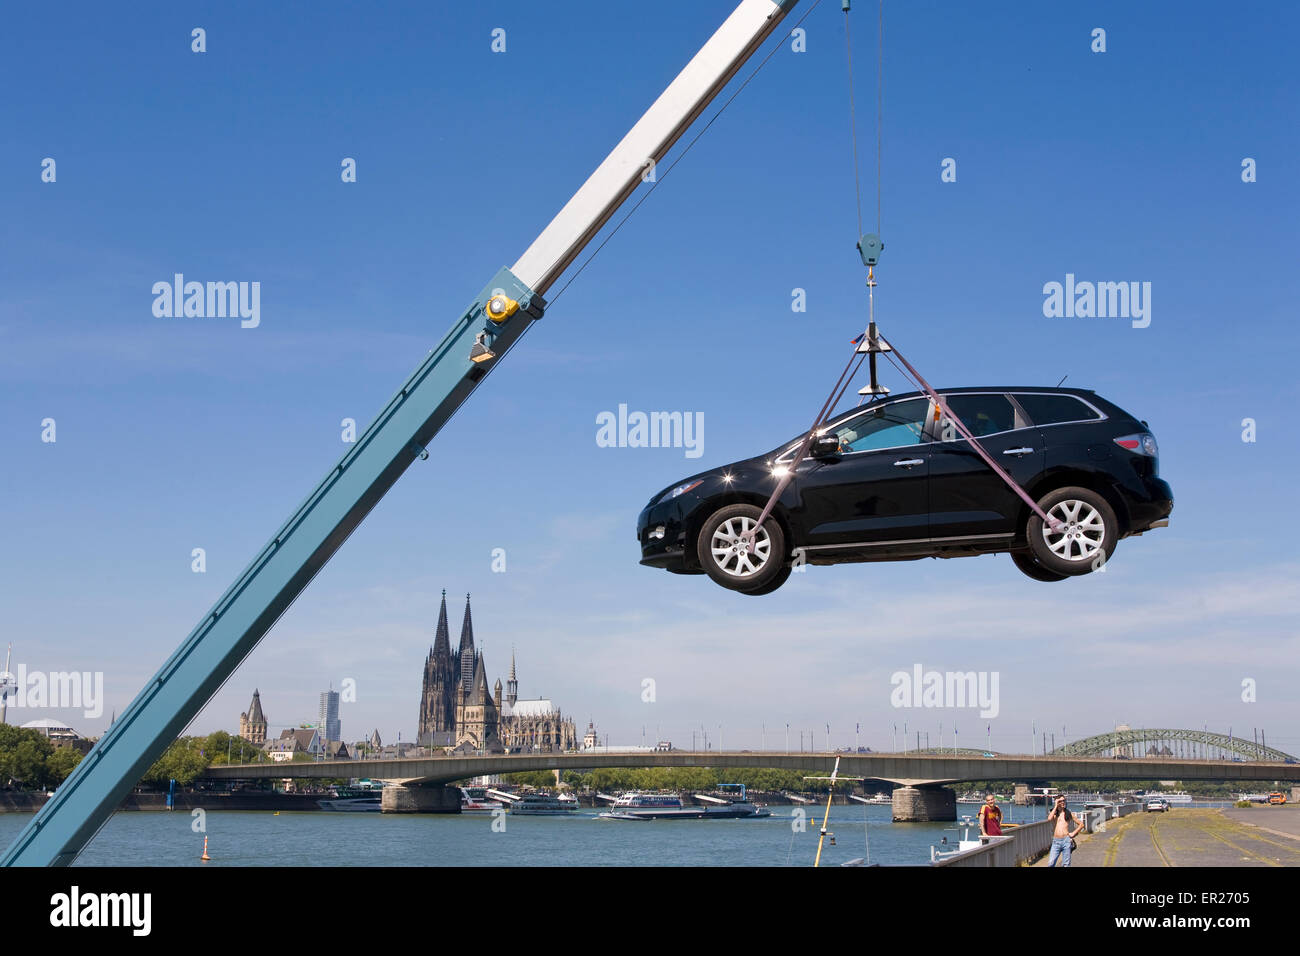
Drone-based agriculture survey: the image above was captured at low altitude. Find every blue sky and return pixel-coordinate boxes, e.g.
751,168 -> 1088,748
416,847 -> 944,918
1,1 -> 1296,756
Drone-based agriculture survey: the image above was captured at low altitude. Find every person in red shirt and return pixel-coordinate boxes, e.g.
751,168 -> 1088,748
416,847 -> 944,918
978,793 -> 1003,836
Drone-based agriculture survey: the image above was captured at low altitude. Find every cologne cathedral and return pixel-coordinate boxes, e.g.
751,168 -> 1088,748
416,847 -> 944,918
417,592 -> 577,753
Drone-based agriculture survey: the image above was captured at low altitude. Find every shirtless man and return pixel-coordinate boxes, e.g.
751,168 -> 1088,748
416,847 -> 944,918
1046,795 -> 1083,867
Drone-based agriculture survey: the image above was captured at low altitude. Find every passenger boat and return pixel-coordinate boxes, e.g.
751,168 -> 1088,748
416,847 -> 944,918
598,793 -> 695,820
598,788 -> 771,821
1145,790 -> 1193,805
509,791 -> 582,815
460,786 -> 505,812
705,783 -> 772,818
318,784 -> 383,812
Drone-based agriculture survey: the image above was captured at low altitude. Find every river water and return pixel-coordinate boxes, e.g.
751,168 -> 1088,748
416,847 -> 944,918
0,801 -> 1153,866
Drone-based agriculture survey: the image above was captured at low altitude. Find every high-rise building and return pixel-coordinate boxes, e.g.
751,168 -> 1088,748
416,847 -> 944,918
319,689 -> 341,743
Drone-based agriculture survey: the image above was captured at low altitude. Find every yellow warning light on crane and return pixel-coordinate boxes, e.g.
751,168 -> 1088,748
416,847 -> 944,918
485,293 -> 520,323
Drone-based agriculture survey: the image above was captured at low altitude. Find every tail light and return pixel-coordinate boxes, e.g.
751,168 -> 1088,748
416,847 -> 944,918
1114,433 -> 1158,456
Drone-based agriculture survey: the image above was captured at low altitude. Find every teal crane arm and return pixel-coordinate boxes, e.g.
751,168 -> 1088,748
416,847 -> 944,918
1,0 -> 799,866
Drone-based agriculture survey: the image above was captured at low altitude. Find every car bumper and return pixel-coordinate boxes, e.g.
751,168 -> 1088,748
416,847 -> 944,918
637,497 -> 694,570
1121,476 -> 1174,533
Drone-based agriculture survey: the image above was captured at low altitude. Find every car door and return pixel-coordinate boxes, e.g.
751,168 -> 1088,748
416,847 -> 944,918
794,397 -> 933,549
926,392 -> 1044,540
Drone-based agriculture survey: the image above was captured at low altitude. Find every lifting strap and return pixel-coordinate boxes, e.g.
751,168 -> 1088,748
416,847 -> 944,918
744,326 -> 1062,560
741,0 -> 1061,555
880,339 -> 1064,533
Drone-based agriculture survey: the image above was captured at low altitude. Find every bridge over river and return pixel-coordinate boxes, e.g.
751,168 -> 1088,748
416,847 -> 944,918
204,750 -> 1298,820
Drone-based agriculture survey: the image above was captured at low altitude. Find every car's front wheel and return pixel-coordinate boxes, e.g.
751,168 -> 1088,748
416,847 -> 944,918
1026,486 -> 1117,576
696,504 -> 787,593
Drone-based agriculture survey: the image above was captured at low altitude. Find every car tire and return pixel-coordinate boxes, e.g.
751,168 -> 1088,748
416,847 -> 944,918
696,503 -> 787,593
1026,486 -> 1117,577
739,563 -> 792,596
1010,551 -> 1068,582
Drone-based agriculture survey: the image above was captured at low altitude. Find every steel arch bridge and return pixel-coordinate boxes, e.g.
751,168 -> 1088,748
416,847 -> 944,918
1051,728 -> 1296,763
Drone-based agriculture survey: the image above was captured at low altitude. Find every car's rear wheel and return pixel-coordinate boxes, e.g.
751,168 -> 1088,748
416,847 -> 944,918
1010,551 -> 1068,582
1026,486 -> 1117,576
696,504 -> 787,593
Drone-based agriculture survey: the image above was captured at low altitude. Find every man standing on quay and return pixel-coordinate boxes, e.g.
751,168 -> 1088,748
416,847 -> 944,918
1046,795 -> 1084,867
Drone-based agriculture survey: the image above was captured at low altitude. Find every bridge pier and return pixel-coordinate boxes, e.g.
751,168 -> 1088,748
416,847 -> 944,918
380,783 -> 461,814
892,785 -> 956,822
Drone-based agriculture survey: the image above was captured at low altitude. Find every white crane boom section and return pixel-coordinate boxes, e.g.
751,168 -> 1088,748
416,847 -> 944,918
511,0 -> 796,294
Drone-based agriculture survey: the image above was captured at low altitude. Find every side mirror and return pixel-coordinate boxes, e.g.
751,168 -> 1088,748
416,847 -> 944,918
811,434 -> 842,458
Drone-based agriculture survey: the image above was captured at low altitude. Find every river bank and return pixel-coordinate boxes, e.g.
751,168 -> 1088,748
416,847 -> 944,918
0,791 -> 325,813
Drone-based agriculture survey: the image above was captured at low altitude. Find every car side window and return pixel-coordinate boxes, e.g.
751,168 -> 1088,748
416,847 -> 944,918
832,398 -> 930,452
1013,393 -> 1102,425
939,394 -> 1020,439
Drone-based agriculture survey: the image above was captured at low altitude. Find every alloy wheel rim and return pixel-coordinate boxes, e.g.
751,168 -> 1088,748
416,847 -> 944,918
710,516 -> 771,577
1041,499 -> 1105,562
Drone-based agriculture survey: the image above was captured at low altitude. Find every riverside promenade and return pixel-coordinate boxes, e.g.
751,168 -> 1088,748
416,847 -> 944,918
1033,805 -> 1300,867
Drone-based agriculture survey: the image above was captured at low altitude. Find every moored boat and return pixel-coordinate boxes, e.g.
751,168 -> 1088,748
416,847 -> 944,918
510,791 -> 582,815
318,783 -> 384,812
461,786 -> 505,812
597,786 -> 771,821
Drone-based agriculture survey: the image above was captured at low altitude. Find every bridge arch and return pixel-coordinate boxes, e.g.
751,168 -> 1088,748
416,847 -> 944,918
1051,728 -> 1296,763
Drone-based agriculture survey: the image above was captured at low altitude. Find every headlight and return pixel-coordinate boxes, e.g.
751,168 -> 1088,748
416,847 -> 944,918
659,479 -> 704,504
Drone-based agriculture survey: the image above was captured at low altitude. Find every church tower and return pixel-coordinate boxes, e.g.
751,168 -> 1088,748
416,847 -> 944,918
457,593 -> 476,697
452,594 -> 501,751
507,647 -> 518,706
418,591 -> 457,744
239,689 -> 267,745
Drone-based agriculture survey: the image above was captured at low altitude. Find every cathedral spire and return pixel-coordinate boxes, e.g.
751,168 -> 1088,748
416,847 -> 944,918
459,594 -> 476,694
432,589 -> 451,657
459,593 -> 474,652
471,653 -> 489,704
507,646 -> 518,706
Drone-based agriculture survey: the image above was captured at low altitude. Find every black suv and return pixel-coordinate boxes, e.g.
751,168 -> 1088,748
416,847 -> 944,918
637,387 -> 1173,594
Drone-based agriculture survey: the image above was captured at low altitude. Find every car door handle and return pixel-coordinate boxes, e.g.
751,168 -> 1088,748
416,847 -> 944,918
893,458 -> 924,468
1002,447 -> 1034,457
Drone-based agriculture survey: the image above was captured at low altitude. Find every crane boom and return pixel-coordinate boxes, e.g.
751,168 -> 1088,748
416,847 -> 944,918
513,0 -> 797,294
1,0 -> 800,866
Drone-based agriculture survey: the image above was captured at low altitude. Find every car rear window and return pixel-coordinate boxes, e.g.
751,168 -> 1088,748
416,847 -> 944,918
1014,393 -> 1102,426
942,394 -> 1018,437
